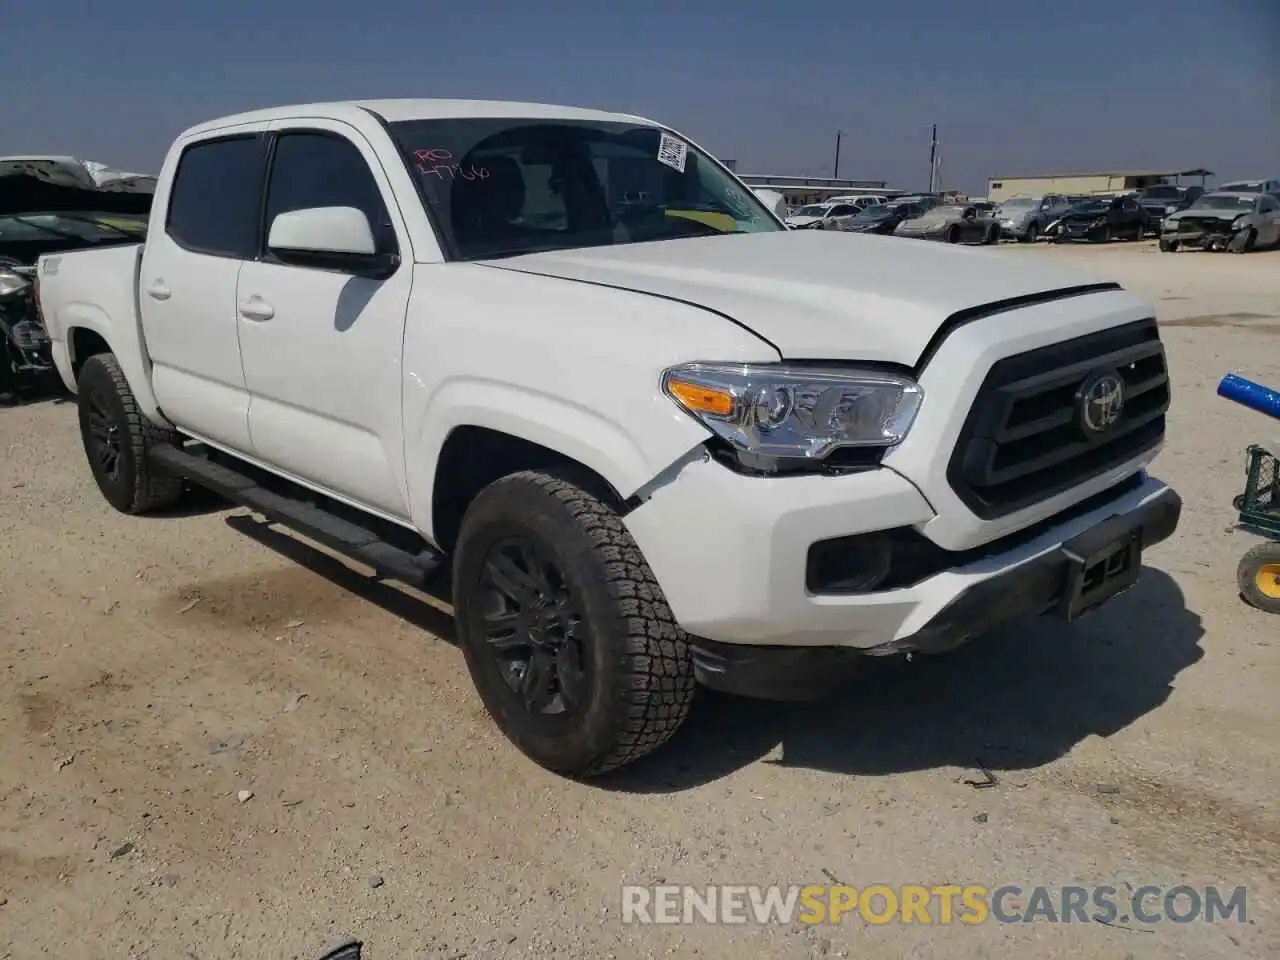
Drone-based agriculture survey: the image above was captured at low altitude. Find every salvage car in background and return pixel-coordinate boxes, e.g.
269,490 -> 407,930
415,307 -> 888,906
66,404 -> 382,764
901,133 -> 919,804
993,194 -> 1073,243
893,204 -> 999,244
837,201 -> 926,235
1159,191 -> 1280,253
1135,184 -> 1204,234
0,157 -> 152,400
784,201 -> 861,230
1217,178 -> 1280,197
1046,194 -> 1148,243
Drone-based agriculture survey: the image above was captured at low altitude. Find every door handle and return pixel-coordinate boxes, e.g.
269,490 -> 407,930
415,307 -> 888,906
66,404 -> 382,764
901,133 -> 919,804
238,297 -> 274,322
145,281 -> 171,301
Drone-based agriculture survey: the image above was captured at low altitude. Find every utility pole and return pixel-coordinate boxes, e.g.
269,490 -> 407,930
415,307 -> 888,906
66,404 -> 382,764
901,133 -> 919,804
833,130 -> 843,179
927,124 -> 938,193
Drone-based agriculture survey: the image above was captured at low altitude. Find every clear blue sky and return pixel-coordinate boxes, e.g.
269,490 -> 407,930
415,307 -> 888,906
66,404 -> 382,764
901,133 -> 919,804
3,0 -> 1276,193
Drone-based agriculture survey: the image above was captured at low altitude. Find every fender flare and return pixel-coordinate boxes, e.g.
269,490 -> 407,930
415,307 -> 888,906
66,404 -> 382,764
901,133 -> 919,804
60,304 -> 170,427
410,376 -> 707,536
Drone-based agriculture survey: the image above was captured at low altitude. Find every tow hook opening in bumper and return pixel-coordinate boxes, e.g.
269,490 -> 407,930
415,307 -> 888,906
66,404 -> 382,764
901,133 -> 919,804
690,486 -> 1182,701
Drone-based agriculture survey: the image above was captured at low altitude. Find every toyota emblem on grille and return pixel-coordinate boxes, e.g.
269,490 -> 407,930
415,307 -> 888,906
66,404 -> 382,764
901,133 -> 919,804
1078,370 -> 1126,436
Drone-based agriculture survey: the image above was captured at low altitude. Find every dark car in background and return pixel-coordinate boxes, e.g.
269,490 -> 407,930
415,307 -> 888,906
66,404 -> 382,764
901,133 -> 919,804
836,201 -> 925,235
1046,194 -> 1148,243
893,204 -> 1000,244
1135,184 -> 1205,234
1,158 -> 153,400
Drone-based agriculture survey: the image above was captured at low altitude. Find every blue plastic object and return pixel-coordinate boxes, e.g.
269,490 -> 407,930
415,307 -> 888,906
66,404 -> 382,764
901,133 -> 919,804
1218,373 -> 1280,420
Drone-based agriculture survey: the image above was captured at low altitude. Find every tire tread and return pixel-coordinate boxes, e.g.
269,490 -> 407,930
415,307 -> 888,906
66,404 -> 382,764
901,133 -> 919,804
81,354 -> 183,514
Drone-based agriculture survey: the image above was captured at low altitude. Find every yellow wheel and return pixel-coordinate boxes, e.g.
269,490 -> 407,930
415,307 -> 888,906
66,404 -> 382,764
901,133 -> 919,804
1237,542 -> 1280,614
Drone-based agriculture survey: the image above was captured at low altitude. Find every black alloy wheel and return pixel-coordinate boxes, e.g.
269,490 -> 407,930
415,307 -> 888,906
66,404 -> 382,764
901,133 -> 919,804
84,384 -> 124,483
477,535 -> 588,716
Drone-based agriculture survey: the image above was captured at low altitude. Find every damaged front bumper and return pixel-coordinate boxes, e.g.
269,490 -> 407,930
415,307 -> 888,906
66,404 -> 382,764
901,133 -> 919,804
1162,218 -> 1240,250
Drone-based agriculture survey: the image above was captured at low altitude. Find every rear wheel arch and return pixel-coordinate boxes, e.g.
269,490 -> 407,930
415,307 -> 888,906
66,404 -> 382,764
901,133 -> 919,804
69,327 -> 112,378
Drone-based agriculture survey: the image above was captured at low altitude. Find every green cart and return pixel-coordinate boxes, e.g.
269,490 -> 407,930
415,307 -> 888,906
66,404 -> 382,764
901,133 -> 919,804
1234,443 -> 1280,614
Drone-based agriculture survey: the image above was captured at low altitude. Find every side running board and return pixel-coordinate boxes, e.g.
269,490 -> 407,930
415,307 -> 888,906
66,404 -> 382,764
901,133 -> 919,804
149,443 -> 442,588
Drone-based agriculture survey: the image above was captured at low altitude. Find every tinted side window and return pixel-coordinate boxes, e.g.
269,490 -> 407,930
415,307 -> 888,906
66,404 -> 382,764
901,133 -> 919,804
166,136 -> 265,258
264,132 -> 396,254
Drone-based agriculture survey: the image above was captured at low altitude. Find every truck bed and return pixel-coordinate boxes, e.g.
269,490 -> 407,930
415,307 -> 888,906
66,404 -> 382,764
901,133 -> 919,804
37,242 -> 145,395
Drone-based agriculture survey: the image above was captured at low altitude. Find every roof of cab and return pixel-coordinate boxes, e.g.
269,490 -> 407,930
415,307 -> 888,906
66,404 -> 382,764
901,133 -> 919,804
181,98 -> 654,138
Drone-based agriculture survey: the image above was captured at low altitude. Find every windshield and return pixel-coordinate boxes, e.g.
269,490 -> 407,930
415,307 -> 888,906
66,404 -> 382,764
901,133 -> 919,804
1140,186 -> 1182,200
793,205 -> 829,217
1000,198 -> 1035,210
1191,195 -> 1255,212
1070,198 -> 1111,213
926,205 -> 965,219
1219,182 -> 1261,193
0,211 -> 147,248
385,118 -> 780,260
855,205 -> 892,219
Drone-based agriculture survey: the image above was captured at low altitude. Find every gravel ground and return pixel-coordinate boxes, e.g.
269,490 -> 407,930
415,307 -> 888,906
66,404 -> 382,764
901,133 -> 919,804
1,241 -> 1278,959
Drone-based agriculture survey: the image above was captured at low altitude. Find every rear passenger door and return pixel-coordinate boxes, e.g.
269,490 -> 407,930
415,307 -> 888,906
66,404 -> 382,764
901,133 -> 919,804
235,121 -> 415,520
140,129 -> 267,453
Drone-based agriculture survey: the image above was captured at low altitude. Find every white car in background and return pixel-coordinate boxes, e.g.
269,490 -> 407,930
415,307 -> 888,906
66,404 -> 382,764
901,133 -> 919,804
784,201 -> 861,229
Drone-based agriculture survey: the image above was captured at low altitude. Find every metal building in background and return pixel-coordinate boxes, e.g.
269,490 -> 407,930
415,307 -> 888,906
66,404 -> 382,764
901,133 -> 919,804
986,168 -> 1213,202
736,174 -> 902,207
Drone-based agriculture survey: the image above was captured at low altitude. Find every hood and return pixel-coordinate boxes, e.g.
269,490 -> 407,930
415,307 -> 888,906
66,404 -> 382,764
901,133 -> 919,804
996,206 -> 1033,222
1167,208 -> 1241,223
784,215 -> 822,227
1060,207 -> 1109,221
479,231 -> 1116,367
0,157 -> 155,216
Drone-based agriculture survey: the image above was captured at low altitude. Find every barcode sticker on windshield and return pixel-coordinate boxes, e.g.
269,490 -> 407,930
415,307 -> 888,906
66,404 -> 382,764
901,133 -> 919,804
657,133 -> 688,173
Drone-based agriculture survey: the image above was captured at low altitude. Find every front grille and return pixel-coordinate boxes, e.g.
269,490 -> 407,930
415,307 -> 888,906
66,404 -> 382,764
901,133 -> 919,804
948,318 -> 1169,519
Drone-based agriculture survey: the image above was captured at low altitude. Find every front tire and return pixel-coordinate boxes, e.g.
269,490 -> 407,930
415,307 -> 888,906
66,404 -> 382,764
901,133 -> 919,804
1237,542 -> 1280,615
1019,222 -> 1039,243
1158,237 -> 1178,252
76,354 -> 183,514
452,470 -> 695,777
1228,228 -> 1255,254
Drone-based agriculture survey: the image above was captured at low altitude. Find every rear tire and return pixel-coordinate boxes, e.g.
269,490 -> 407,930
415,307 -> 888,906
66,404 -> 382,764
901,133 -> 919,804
1237,542 -> 1280,615
452,470 -> 695,777
1158,237 -> 1178,252
76,353 -> 184,515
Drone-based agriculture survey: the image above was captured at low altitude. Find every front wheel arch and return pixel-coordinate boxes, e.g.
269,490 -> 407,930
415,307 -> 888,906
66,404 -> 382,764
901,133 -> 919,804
431,425 -> 630,555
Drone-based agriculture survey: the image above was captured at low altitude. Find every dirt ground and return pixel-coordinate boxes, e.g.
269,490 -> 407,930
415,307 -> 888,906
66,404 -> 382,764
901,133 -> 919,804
2,241 -> 1278,960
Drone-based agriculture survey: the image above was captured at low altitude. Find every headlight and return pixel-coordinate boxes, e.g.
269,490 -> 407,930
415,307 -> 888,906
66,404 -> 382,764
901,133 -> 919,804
661,362 -> 923,468
0,267 -> 31,298
1165,204 -> 1178,214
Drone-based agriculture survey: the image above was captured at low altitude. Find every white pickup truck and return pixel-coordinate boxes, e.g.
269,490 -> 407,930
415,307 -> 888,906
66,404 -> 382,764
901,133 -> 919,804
37,98 -> 1181,777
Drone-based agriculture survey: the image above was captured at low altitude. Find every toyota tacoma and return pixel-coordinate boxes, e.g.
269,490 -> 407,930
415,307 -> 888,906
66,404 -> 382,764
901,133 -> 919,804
35,99 -> 1181,777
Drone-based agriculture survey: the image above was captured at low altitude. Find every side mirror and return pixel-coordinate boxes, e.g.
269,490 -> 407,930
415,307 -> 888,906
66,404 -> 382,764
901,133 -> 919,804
267,206 -> 398,278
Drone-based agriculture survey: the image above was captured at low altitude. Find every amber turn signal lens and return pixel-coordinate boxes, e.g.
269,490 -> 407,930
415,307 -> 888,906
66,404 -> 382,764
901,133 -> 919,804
666,378 -> 734,417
